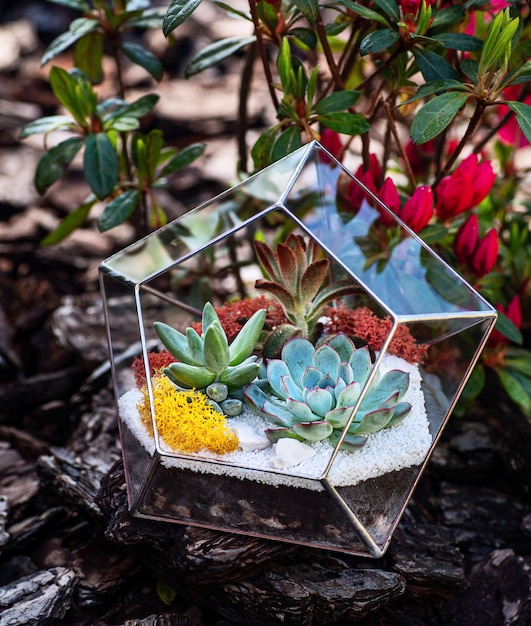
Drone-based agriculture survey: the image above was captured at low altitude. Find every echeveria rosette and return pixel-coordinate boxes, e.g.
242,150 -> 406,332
154,302 -> 266,416
244,333 -> 412,450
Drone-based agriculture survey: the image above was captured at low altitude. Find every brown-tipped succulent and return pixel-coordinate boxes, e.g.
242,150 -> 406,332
254,234 -> 357,354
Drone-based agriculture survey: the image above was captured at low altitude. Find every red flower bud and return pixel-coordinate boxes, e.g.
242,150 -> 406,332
471,228 -> 498,278
470,159 -> 496,207
377,177 -> 401,225
488,294 -> 521,346
453,214 -> 479,265
436,168 -> 474,222
319,129 -> 343,164
347,166 -> 378,212
399,185 -> 434,233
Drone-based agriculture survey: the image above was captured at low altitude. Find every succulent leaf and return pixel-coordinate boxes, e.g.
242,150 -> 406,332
255,279 -> 296,311
350,406 -> 394,435
336,381 -> 361,408
219,361 -> 261,388
201,301 -> 220,334
154,321 -> 199,365
277,243 -> 299,294
282,337 -> 315,384
301,366 -> 323,389
326,406 -> 354,429
292,420 -> 334,441
280,374 -> 304,402
203,323 -> 230,374
300,258 -> 329,304
186,327 -> 204,365
305,387 -> 334,416
165,362 -> 217,389
228,308 -> 266,365
267,359 -> 292,398
265,428 -> 304,443
349,345 -> 373,386
312,343 -> 340,380
385,401 -> 412,428
286,398 -> 319,421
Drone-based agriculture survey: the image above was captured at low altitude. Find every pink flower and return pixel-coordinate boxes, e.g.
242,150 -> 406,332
436,154 -> 496,222
453,214 -> 479,265
319,129 -> 343,164
471,228 -> 499,278
399,185 -> 433,232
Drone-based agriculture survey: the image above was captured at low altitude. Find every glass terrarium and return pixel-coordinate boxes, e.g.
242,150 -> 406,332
99,142 -> 497,558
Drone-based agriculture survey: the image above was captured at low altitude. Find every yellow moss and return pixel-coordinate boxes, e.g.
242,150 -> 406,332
137,375 -> 239,454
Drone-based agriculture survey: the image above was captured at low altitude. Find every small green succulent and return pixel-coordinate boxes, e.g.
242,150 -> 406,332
244,333 -> 411,449
154,302 -> 266,416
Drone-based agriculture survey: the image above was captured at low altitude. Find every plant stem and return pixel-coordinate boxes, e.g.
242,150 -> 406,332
238,41 -> 258,173
433,100 -> 486,189
315,13 -> 345,90
383,100 -> 416,189
248,0 -> 279,111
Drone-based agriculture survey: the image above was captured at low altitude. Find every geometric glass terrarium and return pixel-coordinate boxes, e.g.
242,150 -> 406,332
99,141 -> 497,558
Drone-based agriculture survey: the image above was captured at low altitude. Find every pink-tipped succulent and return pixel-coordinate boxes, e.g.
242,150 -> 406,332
254,234 -> 357,353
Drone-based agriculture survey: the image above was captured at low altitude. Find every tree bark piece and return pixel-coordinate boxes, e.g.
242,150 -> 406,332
0,567 -> 77,626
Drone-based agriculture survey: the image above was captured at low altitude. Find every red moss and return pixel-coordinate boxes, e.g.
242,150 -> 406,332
131,350 -> 177,388
324,306 -> 428,364
192,295 -> 289,341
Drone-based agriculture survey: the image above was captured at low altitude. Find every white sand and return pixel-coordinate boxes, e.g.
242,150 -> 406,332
118,355 -> 432,491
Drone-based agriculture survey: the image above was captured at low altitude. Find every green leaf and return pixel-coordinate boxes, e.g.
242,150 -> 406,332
271,127 -> 303,163
289,27 -> 317,49
294,0 -> 319,25
410,92 -> 469,144
47,0 -> 90,9
251,126 -> 280,170
19,115 -> 74,138
159,142 -> 205,177
121,42 -> 163,81
49,66 -> 94,127
428,5 -> 465,31
372,0 -> 399,21
185,36 -> 256,77
493,310 -> 523,345
163,0 -> 203,36
413,48 -> 461,82
507,102 -> 531,144
41,18 -> 99,66
104,94 -> 160,123
360,29 -> 399,56
479,9 -> 519,75
318,112 -> 370,135
504,348 -> 531,377
277,37 -> 293,94
83,133 -> 119,200
97,190 -> 139,232
335,0 -> 390,27
431,33 -> 483,51
211,1 -> 251,20
494,368 -> 531,415
156,580 -> 177,607
314,90 -> 361,115
459,364 -> 486,404
41,197 -> 96,246
34,138 -> 84,195
74,31 -> 103,83
124,7 -> 166,29
399,79 -> 466,107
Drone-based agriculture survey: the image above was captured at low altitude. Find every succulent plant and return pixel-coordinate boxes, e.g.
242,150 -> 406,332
253,234 -> 357,352
154,302 -> 266,416
244,333 -> 412,449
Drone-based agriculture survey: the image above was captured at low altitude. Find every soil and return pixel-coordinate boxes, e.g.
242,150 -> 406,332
0,4 -> 530,625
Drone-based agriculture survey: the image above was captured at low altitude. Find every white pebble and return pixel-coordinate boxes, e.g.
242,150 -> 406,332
270,438 -> 316,469
233,423 -> 271,451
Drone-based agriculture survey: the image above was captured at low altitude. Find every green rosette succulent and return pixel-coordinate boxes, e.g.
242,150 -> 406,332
244,333 -> 412,449
154,302 -> 266,416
